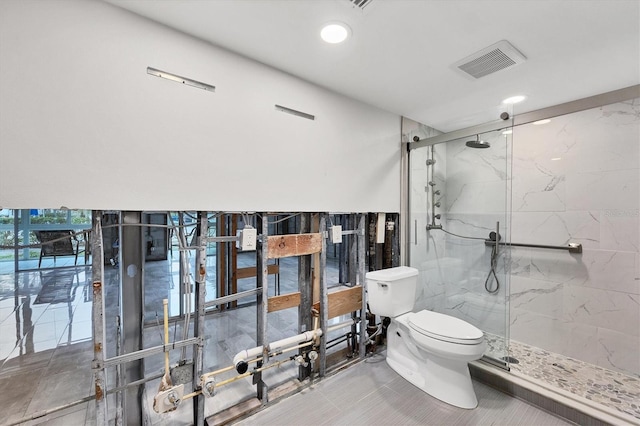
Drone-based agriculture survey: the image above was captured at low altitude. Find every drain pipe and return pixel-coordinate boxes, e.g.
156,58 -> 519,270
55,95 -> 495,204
232,329 -> 323,374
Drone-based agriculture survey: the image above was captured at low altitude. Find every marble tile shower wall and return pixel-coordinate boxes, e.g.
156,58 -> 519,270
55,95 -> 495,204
509,99 -> 640,377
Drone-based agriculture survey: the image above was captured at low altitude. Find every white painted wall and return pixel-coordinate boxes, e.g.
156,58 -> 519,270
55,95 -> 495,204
0,0 -> 401,213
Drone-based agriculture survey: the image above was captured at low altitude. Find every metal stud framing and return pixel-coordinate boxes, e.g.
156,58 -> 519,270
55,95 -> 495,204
297,213 -> 312,380
256,213 -> 269,401
193,212 -> 207,426
91,210 -> 108,426
120,211 -> 145,425
318,214 -> 328,376
86,210 -> 369,423
357,213 -> 367,359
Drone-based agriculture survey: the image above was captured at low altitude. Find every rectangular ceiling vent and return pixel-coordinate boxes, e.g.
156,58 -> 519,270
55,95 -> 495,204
453,40 -> 526,80
347,0 -> 374,10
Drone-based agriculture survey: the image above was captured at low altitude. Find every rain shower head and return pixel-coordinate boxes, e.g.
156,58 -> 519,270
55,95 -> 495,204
466,135 -> 491,149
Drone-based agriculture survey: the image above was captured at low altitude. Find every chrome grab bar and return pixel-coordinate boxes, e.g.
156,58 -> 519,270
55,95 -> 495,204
484,240 -> 582,254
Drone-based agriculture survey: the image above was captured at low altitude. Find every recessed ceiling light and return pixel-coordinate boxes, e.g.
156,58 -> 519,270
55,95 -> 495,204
320,22 -> 351,44
533,119 -> 551,125
502,130 -> 513,135
502,95 -> 526,104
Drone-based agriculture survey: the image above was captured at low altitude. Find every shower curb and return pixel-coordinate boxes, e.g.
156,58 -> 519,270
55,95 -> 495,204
469,361 -> 639,426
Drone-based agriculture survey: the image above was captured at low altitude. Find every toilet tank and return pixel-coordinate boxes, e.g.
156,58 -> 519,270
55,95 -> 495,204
366,266 -> 419,317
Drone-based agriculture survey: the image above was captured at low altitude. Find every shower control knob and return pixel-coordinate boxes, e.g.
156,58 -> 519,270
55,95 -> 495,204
434,214 -> 441,220
426,159 -> 436,166
428,181 -> 437,186
434,190 -> 441,195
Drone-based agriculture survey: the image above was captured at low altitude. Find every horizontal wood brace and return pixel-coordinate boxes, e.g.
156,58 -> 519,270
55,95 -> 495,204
236,264 -> 280,279
267,233 -> 322,259
313,286 -> 363,319
267,292 -> 301,313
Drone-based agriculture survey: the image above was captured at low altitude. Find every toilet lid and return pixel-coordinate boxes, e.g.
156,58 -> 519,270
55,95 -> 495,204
408,310 -> 484,345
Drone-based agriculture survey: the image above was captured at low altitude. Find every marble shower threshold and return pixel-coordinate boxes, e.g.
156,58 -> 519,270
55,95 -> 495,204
472,339 -> 640,426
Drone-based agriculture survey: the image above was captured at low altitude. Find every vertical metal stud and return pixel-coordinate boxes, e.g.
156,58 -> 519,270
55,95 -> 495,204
91,211 -> 108,426
120,211 -> 144,425
319,214 -> 328,377
297,214 -> 312,381
255,213 -> 269,401
193,212 -> 207,426
357,214 -> 367,359
348,215 -> 357,286
216,214 -> 226,310
338,214 -> 346,284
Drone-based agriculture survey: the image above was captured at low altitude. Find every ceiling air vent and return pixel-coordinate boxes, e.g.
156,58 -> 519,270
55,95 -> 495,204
453,40 -> 526,80
348,0 -> 374,10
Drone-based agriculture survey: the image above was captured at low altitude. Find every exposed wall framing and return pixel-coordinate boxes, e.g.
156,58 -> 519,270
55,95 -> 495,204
83,210 -> 392,425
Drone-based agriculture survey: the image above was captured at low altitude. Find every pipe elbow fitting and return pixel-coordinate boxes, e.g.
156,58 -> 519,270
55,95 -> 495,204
232,351 -> 247,368
235,360 -> 248,374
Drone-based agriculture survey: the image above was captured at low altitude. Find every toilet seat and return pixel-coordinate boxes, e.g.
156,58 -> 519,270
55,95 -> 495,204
408,310 -> 484,345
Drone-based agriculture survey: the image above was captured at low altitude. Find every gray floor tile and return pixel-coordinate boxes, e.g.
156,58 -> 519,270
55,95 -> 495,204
237,360 -> 574,426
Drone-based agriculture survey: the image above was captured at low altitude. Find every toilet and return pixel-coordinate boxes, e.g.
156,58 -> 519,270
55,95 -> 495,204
366,266 -> 486,409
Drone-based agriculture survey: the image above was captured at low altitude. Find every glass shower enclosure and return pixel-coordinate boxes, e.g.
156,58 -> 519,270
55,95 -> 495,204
406,123 -> 512,367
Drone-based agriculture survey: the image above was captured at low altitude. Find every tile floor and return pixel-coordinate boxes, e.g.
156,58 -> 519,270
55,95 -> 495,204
236,353 -> 572,426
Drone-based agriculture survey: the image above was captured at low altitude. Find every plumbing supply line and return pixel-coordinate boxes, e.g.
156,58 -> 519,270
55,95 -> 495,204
200,357 -> 263,381
157,299 -> 174,398
326,334 -> 352,350
327,332 -> 353,346
184,357 -> 295,400
363,324 -> 383,344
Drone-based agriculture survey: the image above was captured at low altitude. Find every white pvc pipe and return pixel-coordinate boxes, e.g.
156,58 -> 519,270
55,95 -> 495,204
268,330 -> 319,352
232,329 -> 323,366
232,346 -> 264,367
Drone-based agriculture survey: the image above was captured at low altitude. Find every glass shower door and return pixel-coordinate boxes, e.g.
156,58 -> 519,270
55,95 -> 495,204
408,127 -> 512,367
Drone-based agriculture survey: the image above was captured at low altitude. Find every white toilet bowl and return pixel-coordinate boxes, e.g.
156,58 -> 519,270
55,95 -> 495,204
387,311 -> 486,409
366,266 -> 486,409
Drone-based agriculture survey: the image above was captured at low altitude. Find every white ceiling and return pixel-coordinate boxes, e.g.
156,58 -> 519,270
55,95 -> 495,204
104,0 -> 640,133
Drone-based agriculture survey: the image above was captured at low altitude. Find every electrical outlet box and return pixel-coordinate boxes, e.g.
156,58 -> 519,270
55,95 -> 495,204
240,227 -> 257,251
330,225 -> 342,244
